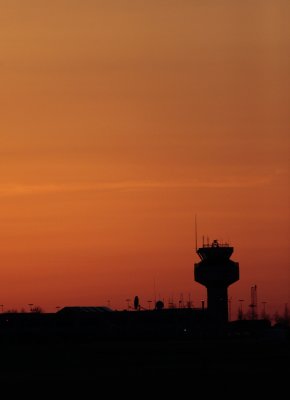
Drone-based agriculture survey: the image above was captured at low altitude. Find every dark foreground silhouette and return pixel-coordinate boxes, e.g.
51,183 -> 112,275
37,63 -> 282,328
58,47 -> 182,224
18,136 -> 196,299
0,309 -> 288,394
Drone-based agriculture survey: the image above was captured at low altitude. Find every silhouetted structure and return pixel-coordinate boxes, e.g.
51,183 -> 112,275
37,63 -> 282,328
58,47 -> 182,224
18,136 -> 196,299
155,300 -> 164,310
134,296 -> 140,310
249,284 -> 258,320
194,239 -> 239,324
57,306 -> 113,315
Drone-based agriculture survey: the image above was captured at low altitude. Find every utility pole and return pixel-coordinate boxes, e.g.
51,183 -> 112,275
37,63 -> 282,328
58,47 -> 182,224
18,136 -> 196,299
249,285 -> 258,320
147,300 -> 152,310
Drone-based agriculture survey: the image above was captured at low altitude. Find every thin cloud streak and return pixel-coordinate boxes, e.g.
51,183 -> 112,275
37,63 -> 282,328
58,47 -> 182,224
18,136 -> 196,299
0,176 -> 274,197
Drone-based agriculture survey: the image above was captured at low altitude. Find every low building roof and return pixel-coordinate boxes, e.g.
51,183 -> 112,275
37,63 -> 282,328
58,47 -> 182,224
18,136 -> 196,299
57,306 -> 113,314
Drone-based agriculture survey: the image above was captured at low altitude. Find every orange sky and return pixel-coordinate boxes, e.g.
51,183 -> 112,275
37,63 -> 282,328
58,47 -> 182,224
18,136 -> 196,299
0,1 -> 289,317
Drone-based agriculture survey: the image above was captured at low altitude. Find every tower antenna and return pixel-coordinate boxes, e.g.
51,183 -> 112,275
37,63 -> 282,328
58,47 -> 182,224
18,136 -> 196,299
195,214 -> 198,251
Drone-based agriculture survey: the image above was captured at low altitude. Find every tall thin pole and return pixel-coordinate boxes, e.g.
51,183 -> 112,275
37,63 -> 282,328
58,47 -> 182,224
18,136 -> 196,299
195,214 -> 198,252
238,299 -> 244,320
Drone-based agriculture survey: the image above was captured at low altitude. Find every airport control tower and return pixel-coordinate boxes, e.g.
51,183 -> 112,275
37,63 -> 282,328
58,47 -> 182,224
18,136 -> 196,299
194,239 -> 239,324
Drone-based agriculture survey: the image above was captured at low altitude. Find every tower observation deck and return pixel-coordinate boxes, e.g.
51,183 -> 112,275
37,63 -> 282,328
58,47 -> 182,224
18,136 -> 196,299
194,239 -> 239,324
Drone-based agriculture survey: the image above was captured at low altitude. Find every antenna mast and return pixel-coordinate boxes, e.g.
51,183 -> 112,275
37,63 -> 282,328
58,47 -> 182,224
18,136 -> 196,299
249,285 -> 258,320
195,214 -> 198,251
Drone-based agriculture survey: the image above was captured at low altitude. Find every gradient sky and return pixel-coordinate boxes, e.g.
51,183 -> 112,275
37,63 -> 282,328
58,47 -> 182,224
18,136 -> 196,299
0,0 -> 289,317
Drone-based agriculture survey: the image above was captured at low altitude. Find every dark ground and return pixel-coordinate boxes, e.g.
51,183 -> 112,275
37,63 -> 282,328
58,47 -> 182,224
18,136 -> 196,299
0,311 -> 289,395
0,335 -> 288,396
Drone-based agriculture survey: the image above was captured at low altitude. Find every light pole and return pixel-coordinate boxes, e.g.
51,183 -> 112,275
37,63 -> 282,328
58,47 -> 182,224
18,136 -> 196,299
28,303 -> 34,312
147,300 -> 152,310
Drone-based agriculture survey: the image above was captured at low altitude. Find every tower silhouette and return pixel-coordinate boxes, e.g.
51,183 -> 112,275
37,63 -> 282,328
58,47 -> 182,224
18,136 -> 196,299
194,239 -> 239,324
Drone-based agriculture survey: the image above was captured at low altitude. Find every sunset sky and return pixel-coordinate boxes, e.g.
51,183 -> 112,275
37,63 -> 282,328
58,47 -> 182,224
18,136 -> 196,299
0,1 -> 289,317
